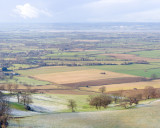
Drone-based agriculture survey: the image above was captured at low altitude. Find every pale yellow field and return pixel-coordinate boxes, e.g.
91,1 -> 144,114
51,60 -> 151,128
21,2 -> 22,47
32,69 -> 136,84
17,66 -> 89,76
80,79 -> 160,92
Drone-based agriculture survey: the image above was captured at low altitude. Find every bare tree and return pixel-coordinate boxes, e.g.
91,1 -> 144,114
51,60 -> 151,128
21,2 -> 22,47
88,95 -> 100,109
112,93 -> 120,104
16,92 -> 21,103
119,90 -> 124,101
7,84 -> 13,93
25,85 -> 33,94
128,94 -> 142,105
120,99 -> 130,109
0,93 -> 10,128
20,93 -> 32,106
0,85 -> 5,91
20,93 -> 26,106
13,84 -> 19,91
127,90 -> 142,105
144,86 -> 156,99
155,89 -> 160,98
99,86 -> 106,93
20,86 -> 33,110
88,94 -> 112,109
13,84 -> 21,103
25,94 -> 33,106
100,94 -> 112,108
67,99 -> 77,112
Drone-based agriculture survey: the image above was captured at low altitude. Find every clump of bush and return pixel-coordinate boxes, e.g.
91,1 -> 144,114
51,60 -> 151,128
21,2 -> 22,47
88,94 -> 112,109
119,86 -> 160,109
89,86 -> 160,110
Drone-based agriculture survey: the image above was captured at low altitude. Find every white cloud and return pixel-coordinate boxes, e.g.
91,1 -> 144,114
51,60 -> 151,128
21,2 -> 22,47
8,0 -> 160,22
14,3 -> 52,19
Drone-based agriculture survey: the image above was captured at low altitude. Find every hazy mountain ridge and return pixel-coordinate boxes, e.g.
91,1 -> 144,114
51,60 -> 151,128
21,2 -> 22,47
1,23 -> 160,32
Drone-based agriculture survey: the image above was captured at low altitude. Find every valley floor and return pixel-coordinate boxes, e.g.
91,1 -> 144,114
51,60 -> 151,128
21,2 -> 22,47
9,99 -> 160,128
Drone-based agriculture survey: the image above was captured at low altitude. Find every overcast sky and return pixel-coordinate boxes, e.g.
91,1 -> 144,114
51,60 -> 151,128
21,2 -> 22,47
1,0 -> 160,23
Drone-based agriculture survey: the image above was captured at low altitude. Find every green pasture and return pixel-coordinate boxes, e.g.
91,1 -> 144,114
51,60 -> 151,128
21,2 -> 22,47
40,94 -> 124,113
88,63 -> 160,78
130,50 -> 160,59
0,76 -> 50,86
10,102 -> 26,111
14,76 -> 51,86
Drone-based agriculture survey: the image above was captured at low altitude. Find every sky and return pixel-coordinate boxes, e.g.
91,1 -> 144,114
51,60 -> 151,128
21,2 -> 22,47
1,0 -> 160,23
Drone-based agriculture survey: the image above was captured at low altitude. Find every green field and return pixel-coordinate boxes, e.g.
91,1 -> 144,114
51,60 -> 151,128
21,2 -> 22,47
14,76 -> 51,86
0,76 -> 51,86
88,63 -> 160,78
10,102 -> 27,111
54,94 -> 122,112
130,50 -> 160,59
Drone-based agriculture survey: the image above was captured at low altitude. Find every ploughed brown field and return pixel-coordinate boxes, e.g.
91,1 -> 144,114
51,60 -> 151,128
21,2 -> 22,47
103,53 -> 159,61
61,77 -> 147,88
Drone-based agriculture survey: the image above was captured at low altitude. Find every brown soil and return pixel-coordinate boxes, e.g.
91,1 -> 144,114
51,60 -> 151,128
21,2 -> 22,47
61,77 -> 148,88
103,54 -> 159,61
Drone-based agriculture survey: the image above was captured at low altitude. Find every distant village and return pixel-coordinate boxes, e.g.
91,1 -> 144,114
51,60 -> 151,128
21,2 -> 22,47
0,67 -> 19,78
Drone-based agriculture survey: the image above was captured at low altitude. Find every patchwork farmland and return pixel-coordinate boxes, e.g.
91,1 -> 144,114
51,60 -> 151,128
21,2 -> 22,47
0,23 -> 160,127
